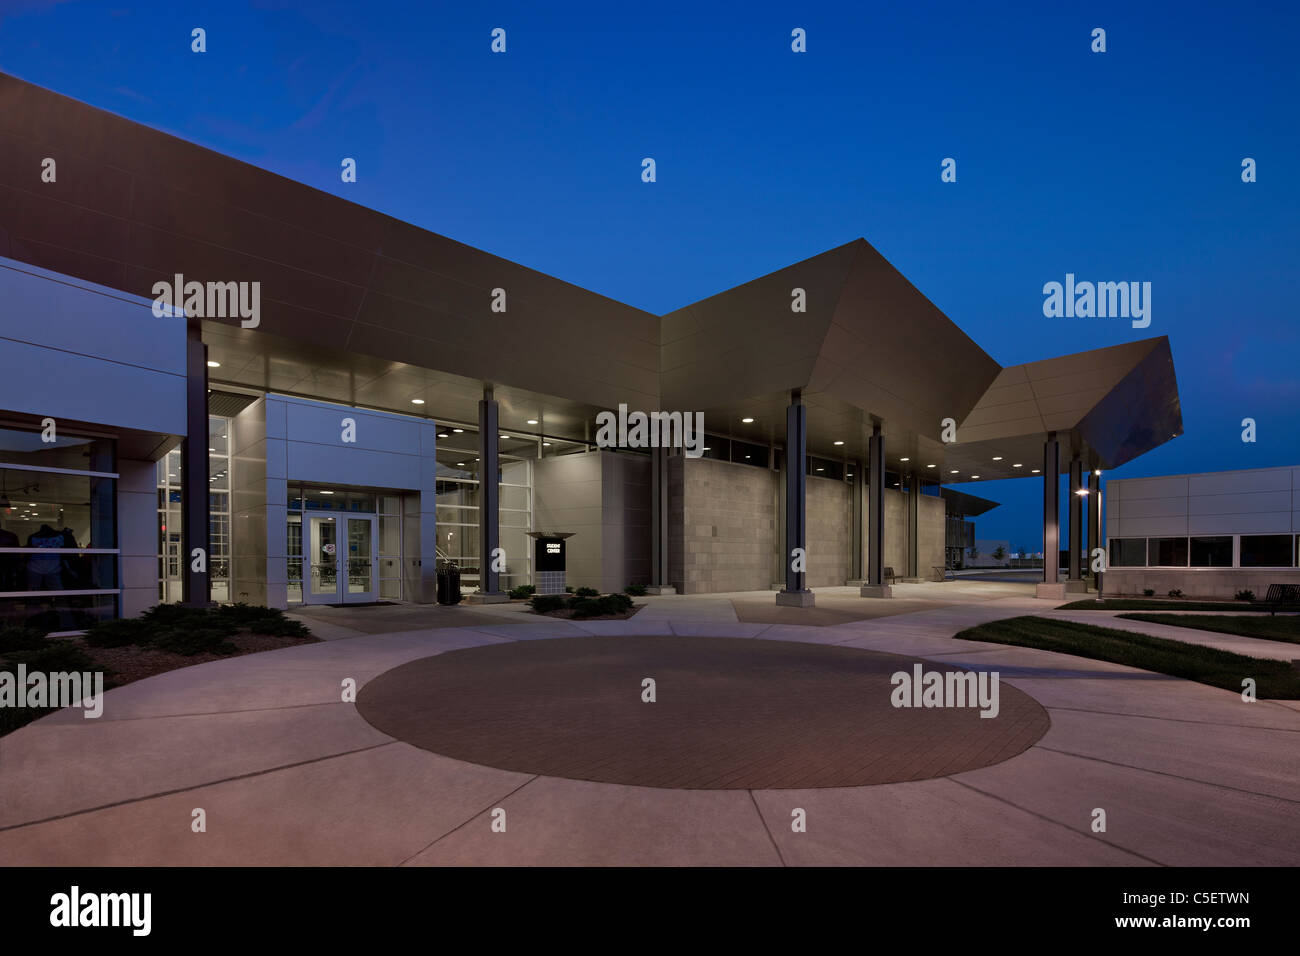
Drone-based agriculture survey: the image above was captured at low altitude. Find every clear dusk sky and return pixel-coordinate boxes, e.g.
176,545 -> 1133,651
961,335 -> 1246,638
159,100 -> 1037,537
2,0 -> 1296,547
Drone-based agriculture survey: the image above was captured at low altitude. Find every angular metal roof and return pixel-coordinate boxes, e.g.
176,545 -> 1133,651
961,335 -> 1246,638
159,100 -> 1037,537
0,71 -> 1182,476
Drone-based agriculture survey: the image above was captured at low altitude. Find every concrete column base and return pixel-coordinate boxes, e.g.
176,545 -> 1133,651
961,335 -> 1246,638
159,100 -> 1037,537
776,589 -> 815,607
465,592 -> 510,604
645,585 -> 676,595
845,579 -> 866,587
1065,579 -> 1089,593
860,584 -> 893,598
1035,582 -> 1068,600
897,577 -> 925,584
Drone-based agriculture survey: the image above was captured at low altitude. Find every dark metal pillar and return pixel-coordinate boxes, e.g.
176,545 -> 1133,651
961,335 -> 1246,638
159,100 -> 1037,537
907,472 -> 920,579
475,385 -> 505,599
850,457 -> 864,582
1089,469 -> 1102,580
862,423 -> 890,597
776,390 -> 812,606
181,317 -> 211,607
648,445 -> 674,594
1039,432 -> 1061,597
1068,458 -> 1083,583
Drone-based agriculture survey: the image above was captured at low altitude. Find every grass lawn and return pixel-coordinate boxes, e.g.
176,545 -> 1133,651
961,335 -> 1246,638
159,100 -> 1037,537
1118,613 -> 1300,646
1058,598 -> 1269,612
954,615 -> 1300,699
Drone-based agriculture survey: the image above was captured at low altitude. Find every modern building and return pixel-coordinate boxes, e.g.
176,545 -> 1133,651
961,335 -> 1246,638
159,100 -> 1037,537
1104,465 -> 1300,599
0,73 -> 1184,626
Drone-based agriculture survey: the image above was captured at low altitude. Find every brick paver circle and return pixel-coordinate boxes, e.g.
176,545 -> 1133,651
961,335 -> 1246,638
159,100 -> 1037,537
356,635 -> 1050,789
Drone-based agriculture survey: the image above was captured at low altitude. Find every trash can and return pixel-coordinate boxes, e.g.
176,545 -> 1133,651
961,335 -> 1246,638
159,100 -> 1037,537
436,564 -> 461,605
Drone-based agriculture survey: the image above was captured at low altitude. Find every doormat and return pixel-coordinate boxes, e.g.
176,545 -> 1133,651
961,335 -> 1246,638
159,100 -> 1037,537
322,601 -> 399,609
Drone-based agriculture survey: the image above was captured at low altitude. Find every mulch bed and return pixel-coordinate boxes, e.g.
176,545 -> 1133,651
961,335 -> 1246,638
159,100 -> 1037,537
50,630 -> 321,688
530,605 -> 643,621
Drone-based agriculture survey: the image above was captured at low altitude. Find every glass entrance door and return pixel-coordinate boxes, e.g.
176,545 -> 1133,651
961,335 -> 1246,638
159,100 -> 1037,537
306,515 -> 376,604
343,516 -> 377,602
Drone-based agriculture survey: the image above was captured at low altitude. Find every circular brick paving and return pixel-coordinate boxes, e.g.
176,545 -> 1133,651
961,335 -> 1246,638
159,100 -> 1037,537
356,635 -> 1050,789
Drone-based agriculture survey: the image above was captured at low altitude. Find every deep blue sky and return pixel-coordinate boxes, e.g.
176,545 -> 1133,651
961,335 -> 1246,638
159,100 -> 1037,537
2,0 -> 1297,546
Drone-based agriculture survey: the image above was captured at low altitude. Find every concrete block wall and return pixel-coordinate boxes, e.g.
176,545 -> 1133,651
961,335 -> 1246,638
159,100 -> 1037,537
675,457 -> 778,594
807,475 -> 851,587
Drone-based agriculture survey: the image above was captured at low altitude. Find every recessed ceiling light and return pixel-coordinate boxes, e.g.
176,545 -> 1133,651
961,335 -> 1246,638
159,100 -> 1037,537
971,475 -> 980,479
500,434 -> 508,439
319,490 -> 334,495
833,440 -> 844,446
1095,469 -> 1102,476
526,419 -> 538,425
207,360 -> 220,368
926,464 -> 936,468
411,399 -> 425,405
703,447 -> 711,451
1031,468 -> 1041,473
1013,463 -> 1023,468
741,417 -> 754,424
209,447 -> 216,452
542,442 -> 551,447
456,462 -> 465,467
900,457 -> 910,462
453,428 -> 464,433
437,432 -> 449,438
992,456 -> 1002,461
950,469 -> 958,473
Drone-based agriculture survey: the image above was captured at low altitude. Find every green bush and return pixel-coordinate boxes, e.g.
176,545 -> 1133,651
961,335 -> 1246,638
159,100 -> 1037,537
624,583 -> 647,596
3,641 -> 98,672
1235,589 -> 1256,601
565,586 -> 574,594
244,615 -> 312,637
1143,589 -> 1155,597
569,593 -> 634,619
530,594 -> 568,613
0,625 -> 48,654
1168,589 -> 1184,599
574,587 -> 599,597
150,626 -> 239,656
508,584 -> 536,599
84,617 -> 150,648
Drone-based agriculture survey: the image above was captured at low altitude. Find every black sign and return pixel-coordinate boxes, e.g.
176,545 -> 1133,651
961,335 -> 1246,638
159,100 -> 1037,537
534,536 -> 566,572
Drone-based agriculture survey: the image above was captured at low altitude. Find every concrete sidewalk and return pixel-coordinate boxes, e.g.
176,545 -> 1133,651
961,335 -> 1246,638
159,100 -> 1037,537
1,586 -> 1296,866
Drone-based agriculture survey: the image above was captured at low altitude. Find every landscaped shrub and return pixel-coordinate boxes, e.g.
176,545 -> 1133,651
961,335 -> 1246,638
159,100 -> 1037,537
565,586 -> 574,594
530,594 -> 568,613
508,584 -> 536,599
624,583 -> 647,596
150,626 -> 239,657
0,625 -> 48,654
1143,589 -> 1155,597
574,587 -> 599,597
243,615 -> 312,637
84,618 -> 150,648
3,641 -> 97,672
1235,589 -> 1256,601
1168,589 -> 1184,598
569,593 -> 634,619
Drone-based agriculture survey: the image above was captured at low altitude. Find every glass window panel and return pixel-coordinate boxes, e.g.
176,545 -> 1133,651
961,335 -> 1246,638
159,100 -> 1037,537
208,456 -> 228,490
500,485 -> 530,510
0,427 -> 114,472
701,436 -> 729,462
378,494 -> 401,515
379,516 -> 401,556
302,489 -> 343,510
0,468 -> 115,549
732,440 -> 766,467
1189,536 -> 1233,567
0,593 -> 118,630
500,509 -> 531,528
208,418 -> 229,456
1149,537 -> 1188,567
1109,538 -> 1147,567
1240,534 -> 1293,567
